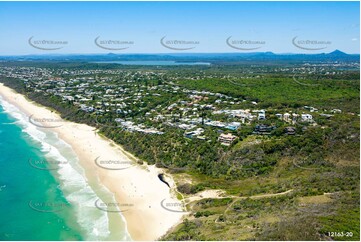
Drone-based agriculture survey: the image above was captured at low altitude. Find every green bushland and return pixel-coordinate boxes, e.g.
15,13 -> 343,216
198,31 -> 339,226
0,65 -> 359,241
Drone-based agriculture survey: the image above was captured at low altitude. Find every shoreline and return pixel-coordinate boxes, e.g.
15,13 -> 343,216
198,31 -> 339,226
0,83 -> 184,241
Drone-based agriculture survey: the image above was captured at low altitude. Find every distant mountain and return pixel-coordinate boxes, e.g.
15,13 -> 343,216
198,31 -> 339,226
326,49 -> 349,57
0,51 -> 359,64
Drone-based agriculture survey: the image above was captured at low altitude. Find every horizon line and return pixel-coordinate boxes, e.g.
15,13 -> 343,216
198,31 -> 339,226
0,50 -> 360,57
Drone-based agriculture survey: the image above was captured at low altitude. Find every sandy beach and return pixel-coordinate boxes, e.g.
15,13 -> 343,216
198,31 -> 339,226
0,83 -> 185,241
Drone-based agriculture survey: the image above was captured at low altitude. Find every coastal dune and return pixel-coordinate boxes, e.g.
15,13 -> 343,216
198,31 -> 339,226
0,83 -> 184,241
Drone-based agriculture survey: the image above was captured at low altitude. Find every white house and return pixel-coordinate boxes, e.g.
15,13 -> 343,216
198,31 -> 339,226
258,110 -> 266,120
301,114 -> 313,122
283,113 -> 291,122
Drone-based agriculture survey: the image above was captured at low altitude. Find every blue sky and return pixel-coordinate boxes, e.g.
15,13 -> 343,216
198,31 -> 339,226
0,1 -> 359,55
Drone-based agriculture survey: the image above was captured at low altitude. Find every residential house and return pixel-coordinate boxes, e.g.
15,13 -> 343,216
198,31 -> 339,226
331,109 -> 342,114
276,113 -> 283,119
258,110 -> 266,120
253,124 -> 276,135
284,126 -> 296,135
292,113 -> 299,124
184,128 -> 204,139
218,133 -> 237,146
283,113 -> 291,122
301,114 -> 313,122
225,122 -> 241,131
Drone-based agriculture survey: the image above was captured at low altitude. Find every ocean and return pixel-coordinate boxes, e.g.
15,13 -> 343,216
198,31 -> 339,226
0,95 -> 130,241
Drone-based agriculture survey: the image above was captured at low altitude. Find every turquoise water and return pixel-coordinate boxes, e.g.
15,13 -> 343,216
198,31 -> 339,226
0,96 -> 130,240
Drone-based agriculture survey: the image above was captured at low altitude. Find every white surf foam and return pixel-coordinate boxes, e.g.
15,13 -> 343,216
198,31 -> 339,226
0,96 -> 126,240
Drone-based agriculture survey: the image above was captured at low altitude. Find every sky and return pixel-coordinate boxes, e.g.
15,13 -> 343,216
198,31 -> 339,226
0,1 -> 359,55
